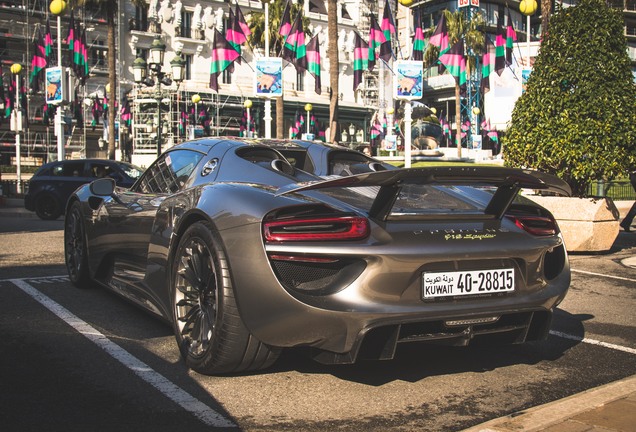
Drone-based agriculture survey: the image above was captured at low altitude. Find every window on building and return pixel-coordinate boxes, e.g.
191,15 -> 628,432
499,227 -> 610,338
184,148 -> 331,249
309,0 -> 328,14
341,4 -> 352,20
222,67 -> 232,85
90,40 -> 106,68
180,10 -> 193,38
135,48 -> 149,61
134,5 -> 148,31
296,70 -> 305,92
184,54 -> 193,80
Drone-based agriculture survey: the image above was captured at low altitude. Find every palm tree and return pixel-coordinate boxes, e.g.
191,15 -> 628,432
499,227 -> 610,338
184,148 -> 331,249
249,0 -> 309,138
541,0 -> 551,38
424,9 -> 484,157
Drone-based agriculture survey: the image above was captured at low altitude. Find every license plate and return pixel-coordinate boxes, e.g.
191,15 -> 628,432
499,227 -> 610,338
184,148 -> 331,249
422,268 -> 515,299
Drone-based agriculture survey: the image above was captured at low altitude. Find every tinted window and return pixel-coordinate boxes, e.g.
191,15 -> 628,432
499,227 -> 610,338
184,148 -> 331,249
277,149 -> 314,172
115,162 -> 144,180
87,162 -> 114,179
52,161 -> 85,177
328,151 -> 378,176
134,150 -> 203,194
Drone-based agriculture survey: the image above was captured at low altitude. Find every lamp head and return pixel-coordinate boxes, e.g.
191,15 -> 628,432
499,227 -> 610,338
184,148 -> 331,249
170,52 -> 186,83
520,0 -> 538,16
133,55 -> 148,83
148,36 -> 166,67
49,0 -> 67,16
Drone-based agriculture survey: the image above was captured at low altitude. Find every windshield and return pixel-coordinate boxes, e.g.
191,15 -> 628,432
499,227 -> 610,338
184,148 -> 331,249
117,162 -> 144,179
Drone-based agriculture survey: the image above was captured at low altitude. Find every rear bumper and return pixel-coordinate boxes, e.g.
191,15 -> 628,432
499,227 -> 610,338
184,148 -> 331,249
310,309 -> 553,364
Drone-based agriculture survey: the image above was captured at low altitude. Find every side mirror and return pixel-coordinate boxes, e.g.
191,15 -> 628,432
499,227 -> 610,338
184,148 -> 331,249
90,178 -> 116,196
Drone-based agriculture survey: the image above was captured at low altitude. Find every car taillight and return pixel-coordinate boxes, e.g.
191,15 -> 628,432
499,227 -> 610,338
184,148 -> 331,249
263,216 -> 370,242
507,215 -> 558,236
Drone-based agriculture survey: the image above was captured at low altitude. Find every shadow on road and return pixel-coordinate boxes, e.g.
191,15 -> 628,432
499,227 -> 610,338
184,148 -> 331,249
263,308 -> 586,386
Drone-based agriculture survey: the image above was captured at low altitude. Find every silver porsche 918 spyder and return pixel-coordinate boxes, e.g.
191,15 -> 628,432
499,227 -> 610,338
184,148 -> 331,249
64,138 -> 572,375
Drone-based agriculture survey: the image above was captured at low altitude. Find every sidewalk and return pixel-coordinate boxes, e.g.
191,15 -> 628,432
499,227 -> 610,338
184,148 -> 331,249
462,374 -> 636,432
0,197 -> 37,218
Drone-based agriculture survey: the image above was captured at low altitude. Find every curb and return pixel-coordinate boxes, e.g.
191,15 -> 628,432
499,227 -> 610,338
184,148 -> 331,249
461,374 -> 636,432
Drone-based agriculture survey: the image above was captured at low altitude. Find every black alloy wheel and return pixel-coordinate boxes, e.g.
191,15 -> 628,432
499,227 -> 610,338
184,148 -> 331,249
35,193 -> 62,220
172,221 -> 280,375
64,201 -> 91,288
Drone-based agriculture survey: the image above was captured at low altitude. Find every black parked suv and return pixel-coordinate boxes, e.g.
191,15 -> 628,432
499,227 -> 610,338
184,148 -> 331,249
25,159 -> 144,220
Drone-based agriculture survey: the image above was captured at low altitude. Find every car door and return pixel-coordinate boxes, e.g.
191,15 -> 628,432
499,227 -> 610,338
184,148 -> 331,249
91,150 -> 204,315
51,160 -> 90,205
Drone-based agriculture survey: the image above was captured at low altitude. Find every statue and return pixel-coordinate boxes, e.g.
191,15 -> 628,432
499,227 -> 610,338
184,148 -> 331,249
159,0 -> 172,23
173,0 -> 183,34
203,6 -> 214,30
192,4 -> 203,39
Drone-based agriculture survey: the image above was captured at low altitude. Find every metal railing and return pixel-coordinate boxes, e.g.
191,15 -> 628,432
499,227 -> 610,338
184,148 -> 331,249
0,180 -> 29,198
587,180 -> 635,200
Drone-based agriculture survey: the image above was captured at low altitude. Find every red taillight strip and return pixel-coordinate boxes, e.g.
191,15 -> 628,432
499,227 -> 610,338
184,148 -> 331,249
507,215 -> 557,236
263,216 -> 370,242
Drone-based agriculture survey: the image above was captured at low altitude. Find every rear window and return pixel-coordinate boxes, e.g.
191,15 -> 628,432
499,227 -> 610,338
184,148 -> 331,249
320,184 -> 484,215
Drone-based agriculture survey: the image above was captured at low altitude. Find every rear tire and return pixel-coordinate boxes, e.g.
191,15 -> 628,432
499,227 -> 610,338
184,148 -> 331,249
35,193 -> 61,220
171,221 -> 280,375
64,201 -> 91,288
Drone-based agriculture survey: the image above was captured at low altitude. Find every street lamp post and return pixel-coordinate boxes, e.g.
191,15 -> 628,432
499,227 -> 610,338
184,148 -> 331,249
10,63 -> 22,193
192,94 -> 201,138
244,99 -> 253,137
520,0 -> 538,68
133,36 -> 185,159
472,106 -> 480,135
50,0 -> 67,162
386,106 -> 395,156
304,103 -> 312,136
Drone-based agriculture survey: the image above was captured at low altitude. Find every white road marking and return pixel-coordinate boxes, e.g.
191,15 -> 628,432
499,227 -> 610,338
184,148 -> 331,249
10,278 -> 236,429
571,268 -> 636,283
550,330 -> 636,355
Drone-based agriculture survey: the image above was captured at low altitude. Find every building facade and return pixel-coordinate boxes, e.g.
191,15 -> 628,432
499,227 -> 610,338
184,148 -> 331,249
1,0 -> 635,167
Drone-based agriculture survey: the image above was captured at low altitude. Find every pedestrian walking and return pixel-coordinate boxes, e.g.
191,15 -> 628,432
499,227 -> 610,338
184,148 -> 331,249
620,167 -> 636,232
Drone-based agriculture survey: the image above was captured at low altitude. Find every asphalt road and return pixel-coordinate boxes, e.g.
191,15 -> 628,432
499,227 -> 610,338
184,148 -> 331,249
1,215 -> 634,431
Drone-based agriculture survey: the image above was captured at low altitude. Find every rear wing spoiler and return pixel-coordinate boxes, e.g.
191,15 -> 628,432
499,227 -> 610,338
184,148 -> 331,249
277,166 -> 571,221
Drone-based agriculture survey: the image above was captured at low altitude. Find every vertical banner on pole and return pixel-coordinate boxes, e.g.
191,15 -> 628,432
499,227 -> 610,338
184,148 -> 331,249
394,61 -> 423,100
45,67 -> 66,105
